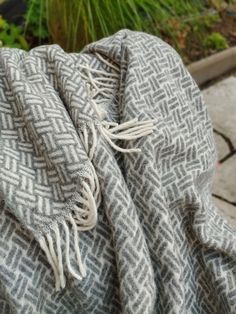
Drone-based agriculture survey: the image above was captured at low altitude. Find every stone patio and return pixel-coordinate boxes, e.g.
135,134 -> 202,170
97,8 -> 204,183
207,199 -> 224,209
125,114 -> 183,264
202,76 -> 236,225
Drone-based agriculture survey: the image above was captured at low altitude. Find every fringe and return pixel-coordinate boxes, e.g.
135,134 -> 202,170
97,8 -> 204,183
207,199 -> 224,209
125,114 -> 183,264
39,53 -> 155,291
39,164 -> 100,291
39,215 -> 83,291
79,54 -> 156,155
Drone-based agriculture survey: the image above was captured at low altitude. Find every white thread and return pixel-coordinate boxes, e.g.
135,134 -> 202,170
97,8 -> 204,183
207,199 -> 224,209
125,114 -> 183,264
107,118 -> 153,132
69,214 -> 87,277
46,233 -> 58,269
92,87 -> 116,98
79,57 -> 155,155
82,164 -> 99,199
85,83 -> 105,119
84,169 -> 95,193
73,180 -> 98,231
82,181 -> 97,226
89,123 -> 97,160
98,124 -> 142,153
55,225 -> 66,288
78,64 -> 119,78
81,127 -> 89,152
63,220 -> 83,281
39,236 -> 60,291
73,207 -> 91,228
95,52 -> 120,72
89,163 -> 101,203
101,122 -> 154,140
72,162 -> 100,231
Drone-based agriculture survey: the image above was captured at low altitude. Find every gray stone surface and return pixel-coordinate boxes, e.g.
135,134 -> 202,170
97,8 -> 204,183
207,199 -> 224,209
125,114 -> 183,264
213,197 -> 236,227
203,76 -> 236,223
203,76 -> 236,146
214,133 -> 230,161
213,155 -> 236,203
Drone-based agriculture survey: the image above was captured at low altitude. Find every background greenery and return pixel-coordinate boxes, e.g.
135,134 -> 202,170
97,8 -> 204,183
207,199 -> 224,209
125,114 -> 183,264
0,0 -> 236,63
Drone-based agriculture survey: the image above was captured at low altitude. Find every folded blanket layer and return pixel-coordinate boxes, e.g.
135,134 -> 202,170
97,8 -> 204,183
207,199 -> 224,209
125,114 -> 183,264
0,29 -> 236,313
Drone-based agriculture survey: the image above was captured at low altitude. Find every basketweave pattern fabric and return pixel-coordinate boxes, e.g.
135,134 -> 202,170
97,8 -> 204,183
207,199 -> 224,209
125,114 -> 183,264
1,29 -> 236,313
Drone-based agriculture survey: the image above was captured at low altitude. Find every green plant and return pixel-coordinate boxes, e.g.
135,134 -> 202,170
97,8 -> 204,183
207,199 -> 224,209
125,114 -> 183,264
204,32 -> 228,51
24,0 -> 49,43
208,0 -> 227,10
24,0 -> 207,52
159,8 -> 220,59
0,16 -> 29,49
183,11 -> 221,53
23,0 -> 230,63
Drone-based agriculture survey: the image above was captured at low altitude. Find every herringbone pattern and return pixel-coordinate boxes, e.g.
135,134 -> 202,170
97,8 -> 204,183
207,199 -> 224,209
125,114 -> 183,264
1,30 -> 236,313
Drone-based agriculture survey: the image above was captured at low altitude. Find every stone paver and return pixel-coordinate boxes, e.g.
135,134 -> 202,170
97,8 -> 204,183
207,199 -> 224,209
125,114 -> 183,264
202,76 -> 236,224
203,76 -> 236,146
213,156 -> 236,203
214,132 -> 230,161
213,197 -> 236,226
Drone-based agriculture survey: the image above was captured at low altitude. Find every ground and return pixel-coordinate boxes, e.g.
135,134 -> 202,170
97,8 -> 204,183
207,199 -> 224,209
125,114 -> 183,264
182,7 -> 236,64
202,76 -> 236,225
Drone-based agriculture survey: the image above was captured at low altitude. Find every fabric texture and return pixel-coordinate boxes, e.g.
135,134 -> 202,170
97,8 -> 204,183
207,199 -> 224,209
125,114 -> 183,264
1,29 -> 236,314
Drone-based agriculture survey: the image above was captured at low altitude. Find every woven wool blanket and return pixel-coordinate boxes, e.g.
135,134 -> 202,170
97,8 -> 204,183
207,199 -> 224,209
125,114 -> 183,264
1,29 -> 236,314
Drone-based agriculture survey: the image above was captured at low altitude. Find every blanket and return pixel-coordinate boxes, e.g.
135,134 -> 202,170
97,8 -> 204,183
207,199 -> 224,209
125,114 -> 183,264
1,29 -> 236,314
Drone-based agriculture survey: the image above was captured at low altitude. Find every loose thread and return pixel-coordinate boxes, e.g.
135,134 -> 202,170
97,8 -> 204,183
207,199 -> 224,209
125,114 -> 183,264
39,236 -> 60,291
39,204 -> 95,290
95,52 -> 120,72
46,233 -> 58,270
63,220 -> 83,282
73,179 -> 98,231
79,57 -> 155,155
69,214 -> 87,277
89,123 -> 97,160
55,225 -> 66,288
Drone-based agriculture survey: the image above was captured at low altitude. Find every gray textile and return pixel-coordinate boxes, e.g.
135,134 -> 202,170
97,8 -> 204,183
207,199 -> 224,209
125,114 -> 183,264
0,29 -> 236,314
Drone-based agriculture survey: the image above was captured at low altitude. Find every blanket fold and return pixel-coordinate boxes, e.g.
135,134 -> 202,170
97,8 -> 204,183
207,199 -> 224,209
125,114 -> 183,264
0,35 -> 155,292
1,29 -> 236,314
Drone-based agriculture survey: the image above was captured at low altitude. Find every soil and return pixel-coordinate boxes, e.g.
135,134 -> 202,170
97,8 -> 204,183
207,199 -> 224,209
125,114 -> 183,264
184,8 -> 236,64
215,9 -> 236,46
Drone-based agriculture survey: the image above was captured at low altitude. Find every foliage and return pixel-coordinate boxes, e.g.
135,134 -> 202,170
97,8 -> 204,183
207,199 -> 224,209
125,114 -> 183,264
0,16 -> 28,49
1,0 -> 233,62
158,9 -> 221,63
23,0 -> 226,63
204,32 -> 229,51
25,0 -> 208,52
24,0 -> 49,42
208,0 -> 227,10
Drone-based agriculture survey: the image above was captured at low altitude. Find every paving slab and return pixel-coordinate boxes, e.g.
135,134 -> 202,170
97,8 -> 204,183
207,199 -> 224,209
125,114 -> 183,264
202,76 -> 236,224
213,197 -> 236,226
213,156 -> 236,203
203,76 -> 236,146
214,132 -> 230,161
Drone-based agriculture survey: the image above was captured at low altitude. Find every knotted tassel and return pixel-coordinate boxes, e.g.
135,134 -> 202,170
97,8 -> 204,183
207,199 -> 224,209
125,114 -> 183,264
38,163 -> 100,291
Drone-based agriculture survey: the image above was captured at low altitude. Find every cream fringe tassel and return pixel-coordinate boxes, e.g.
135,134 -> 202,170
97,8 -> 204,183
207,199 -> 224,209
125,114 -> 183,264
39,53 -> 155,291
79,53 -> 156,155
39,167 -> 100,291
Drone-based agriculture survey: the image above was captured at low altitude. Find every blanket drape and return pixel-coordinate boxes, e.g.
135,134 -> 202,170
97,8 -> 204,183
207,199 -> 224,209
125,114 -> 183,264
1,29 -> 236,314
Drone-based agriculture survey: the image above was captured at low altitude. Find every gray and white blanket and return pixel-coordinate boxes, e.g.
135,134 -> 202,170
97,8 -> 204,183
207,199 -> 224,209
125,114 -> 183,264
1,29 -> 236,314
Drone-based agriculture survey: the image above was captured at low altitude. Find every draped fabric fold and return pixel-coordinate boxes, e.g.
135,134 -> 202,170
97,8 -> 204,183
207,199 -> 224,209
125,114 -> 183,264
0,29 -> 236,313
